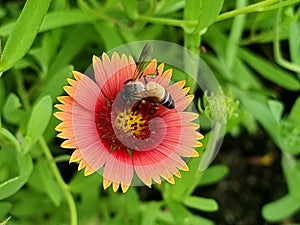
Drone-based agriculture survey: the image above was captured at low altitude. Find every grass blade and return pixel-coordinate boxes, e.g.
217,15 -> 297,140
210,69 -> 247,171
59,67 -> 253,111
0,0 -> 51,72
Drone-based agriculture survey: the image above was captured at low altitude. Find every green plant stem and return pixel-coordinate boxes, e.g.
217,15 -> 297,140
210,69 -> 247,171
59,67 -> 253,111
53,154 -> 73,163
14,49 -> 77,225
137,0 -> 282,28
216,0 -> 278,21
15,71 -> 31,111
273,6 -> 300,73
137,15 -> 190,28
39,138 -> 78,225
225,0 -> 247,69
199,122 -> 225,171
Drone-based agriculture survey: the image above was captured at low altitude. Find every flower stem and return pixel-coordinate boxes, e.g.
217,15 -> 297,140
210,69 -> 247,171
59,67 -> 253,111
199,122 -> 224,171
39,138 -> 78,225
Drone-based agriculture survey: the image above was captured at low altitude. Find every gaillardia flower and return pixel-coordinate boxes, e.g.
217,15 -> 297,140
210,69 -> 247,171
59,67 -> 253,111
54,51 -> 203,192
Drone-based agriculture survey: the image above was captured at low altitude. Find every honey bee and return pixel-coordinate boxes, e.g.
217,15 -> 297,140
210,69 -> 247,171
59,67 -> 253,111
121,43 -> 175,109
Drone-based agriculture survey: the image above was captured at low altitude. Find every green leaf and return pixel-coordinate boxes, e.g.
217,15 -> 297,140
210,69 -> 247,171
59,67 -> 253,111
0,154 -> 33,200
192,0 -> 224,34
288,96 -> 300,123
189,215 -> 214,225
69,171 -> 102,194
94,22 -> 124,50
239,49 -> 300,91
289,19 -> 300,66
165,197 -> 191,224
11,189 -> 58,217
0,79 -> 5,109
267,100 -> 284,124
231,58 -> 263,90
282,154 -> 300,200
36,158 -> 63,207
199,164 -> 229,186
25,95 -> 52,151
48,25 -> 94,75
38,65 -> 73,101
183,196 -> 218,212
155,0 -> 184,16
121,0 -> 137,19
183,0 -> 202,33
0,0 -> 51,72
0,10 -> 98,37
141,202 -> 161,225
2,93 -> 27,125
234,88 -> 281,146
262,194 -> 300,222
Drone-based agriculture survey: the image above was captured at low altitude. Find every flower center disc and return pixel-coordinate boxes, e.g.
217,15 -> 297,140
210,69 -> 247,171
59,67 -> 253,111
96,98 -> 162,153
114,101 -> 157,140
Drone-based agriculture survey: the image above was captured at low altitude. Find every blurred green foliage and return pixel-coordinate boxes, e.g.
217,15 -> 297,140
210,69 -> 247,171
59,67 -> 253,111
0,0 -> 300,224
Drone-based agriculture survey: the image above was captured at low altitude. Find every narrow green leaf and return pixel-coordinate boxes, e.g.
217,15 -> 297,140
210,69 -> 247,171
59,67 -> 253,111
289,19 -> 300,65
263,0 -> 300,11
0,127 -> 22,153
199,164 -> 229,186
282,153 -> 300,200
183,196 -> 218,212
239,49 -> 300,91
232,58 -> 263,90
2,93 -> 27,125
267,100 -> 284,124
25,95 -> 52,150
0,79 -> 5,108
0,155 -> 33,200
36,158 -> 63,207
165,197 -> 191,224
141,202 -> 161,225
38,65 -> 73,100
262,194 -> 300,222
94,22 -> 124,50
192,0 -> 224,34
189,215 -> 214,225
155,0 -> 184,16
233,88 -> 281,146
183,0 -> 202,33
121,0 -> 137,19
288,96 -> 300,122
0,0 -> 51,72
48,25 -> 94,75
0,10 -> 98,37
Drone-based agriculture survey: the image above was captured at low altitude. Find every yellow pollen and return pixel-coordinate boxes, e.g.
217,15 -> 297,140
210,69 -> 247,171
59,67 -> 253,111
115,109 -> 147,137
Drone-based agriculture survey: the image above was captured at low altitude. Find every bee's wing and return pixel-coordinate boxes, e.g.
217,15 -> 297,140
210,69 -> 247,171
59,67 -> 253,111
133,86 -> 159,99
132,42 -> 154,81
